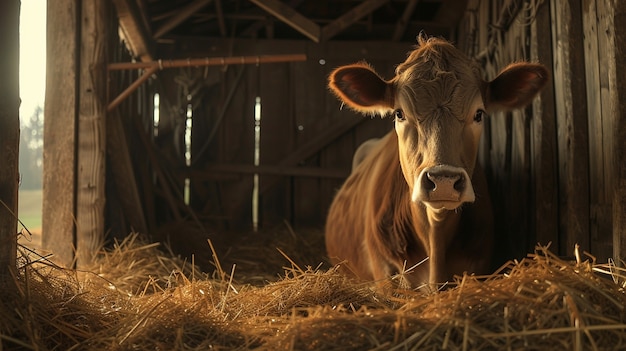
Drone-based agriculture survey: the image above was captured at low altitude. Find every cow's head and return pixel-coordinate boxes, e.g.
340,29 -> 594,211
329,36 -> 548,213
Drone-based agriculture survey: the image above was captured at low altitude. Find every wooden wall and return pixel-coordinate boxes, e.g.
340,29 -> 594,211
457,0 -> 625,264
108,38 -> 410,240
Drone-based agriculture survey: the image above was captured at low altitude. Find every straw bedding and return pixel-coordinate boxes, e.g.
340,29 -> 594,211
2,230 -> 626,350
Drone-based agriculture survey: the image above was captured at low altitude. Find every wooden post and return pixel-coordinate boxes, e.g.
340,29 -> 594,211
43,0 -> 79,266
612,0 -> 626,264
549,0 -> 591,256
43,0 -> 109,268
0,0 -> 19,279
76,0 -> 108,267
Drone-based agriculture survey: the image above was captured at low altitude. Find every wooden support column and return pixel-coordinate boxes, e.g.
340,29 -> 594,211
43,0 -> 79,266
0,0 -> 19,278
43,0 -> 108,268
612,0 -> 626,264
549,0 -> 591,256
76,0 -> 108,267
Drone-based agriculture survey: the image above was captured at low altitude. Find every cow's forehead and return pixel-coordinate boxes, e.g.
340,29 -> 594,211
393,38 -> 483,121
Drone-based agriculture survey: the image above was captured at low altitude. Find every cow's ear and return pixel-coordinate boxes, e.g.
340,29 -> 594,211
485,63 -> 549,112
329,63 -> 394,115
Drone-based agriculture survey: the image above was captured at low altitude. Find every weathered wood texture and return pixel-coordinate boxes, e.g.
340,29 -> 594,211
458,0 -> 622,263
43,0 -> 113,267
613,0 -> 626,264
43,0 -> 79,266
75,0 -> 109,267
0,0 -> 19,278
119,38 -> 406,234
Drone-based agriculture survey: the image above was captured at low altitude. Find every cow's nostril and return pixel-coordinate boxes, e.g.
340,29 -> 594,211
422,173 -> 436,191
453,176 -> 465,192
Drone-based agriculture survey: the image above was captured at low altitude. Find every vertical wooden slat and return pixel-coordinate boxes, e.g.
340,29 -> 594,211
613,0 -> 626,264
259,62 -> 293,226
530,1 -> 559,250
0,0 -> 19,277
43,0 -> 79,266
583,0 -> 614,261
75,0 -> 109,267
550,0 -> 591,256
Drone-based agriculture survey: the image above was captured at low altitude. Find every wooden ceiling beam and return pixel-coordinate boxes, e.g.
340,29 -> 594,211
433,0 -> 468,27
153,0 -> 213,39
392,0 -> 420,41
249,0 -> 320,43
112,0 -> 155,61
321,0 -> 390,41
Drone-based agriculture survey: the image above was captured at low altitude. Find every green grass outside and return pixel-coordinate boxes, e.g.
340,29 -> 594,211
18,189 -> 42,230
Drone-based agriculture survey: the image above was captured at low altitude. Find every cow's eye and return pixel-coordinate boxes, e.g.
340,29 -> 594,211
474,109 -> 485,123
394,109 -> 405,121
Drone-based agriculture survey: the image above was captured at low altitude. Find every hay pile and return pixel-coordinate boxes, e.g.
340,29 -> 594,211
2,234 -> 626,350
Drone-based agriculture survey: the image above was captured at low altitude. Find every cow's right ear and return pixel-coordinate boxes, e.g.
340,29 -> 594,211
329,63 -> 394,116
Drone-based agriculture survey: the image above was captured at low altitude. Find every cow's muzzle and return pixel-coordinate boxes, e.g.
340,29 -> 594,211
412,165 -> 475,210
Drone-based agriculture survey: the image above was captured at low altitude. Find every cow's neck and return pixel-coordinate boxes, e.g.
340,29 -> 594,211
412,203 -> 462,288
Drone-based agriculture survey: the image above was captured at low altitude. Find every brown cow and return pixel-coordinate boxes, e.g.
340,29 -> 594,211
325,36 -> 549,290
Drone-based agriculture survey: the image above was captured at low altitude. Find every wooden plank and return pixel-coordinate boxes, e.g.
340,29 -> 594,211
259,62 -> 293,226
0,0 -> 19,277
259,113 -> 366,195
321,0 -> 390,41
583,0 -> 613,261
249,0 -> 320,43
529,2 -> 559,251
550,0 -> 590,256
153,0 -> 213,39
112,0 -> 154,61
42,0 -> 78,267
613,0 -> 626,265
107,110 -> 148,234
187,164 -> 348,178
393,0 -> 420,41
595,0 -> 616,262
75,0 -> 109,267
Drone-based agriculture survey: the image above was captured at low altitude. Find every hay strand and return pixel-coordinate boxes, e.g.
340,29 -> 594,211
3,234 -> 626,350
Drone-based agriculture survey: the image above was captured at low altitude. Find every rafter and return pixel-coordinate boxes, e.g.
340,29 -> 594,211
249,0 -> 320,42
112,0 -> 155,61
153,0 -> 213,39
392,0 -> 420,41
321,0 -> 390,41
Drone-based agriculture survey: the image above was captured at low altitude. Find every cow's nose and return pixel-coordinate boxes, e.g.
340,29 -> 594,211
413,165 -> 475,206
423,170 -> 464,194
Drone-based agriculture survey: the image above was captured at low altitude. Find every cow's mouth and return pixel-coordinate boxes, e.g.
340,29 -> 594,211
423,200 -> 464,212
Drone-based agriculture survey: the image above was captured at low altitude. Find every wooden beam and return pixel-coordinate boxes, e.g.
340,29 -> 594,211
614,0 -> 626,265
321,0 -> 390,41
392,0 -> 420,42
153,0 -> 213,39
107,110 -> 148,233
550,0 -> 590,256
260,115 -> 367,194
43,0 -> 79,266
0,0 -> 19,278
249,0 -> 320,43
75,0 -> 110,268
214,0 -> 227,37
107,54 -> 306,112
186,164 -> 349,179
112,0 -> 154,62
433,0 -> 468,27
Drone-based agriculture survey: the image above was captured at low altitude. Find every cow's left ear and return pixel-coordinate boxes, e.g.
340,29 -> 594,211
485,62 -> 550,112
329,63 -> 394,116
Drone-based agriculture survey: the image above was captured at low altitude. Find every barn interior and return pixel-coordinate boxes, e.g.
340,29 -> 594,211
1,0 -> 626,349
6,0 -> 615,279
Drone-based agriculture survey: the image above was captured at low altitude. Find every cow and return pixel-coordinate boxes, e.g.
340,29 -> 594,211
325,36 -> 549,290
